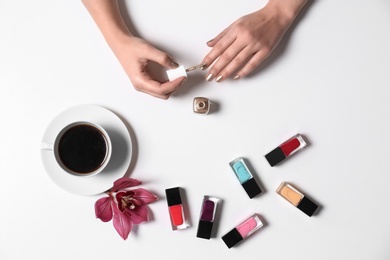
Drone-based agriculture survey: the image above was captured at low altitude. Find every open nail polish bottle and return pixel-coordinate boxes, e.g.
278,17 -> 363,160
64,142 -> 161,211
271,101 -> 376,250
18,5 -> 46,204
276,182 -> 318,217
265,134 -> 306,166
229,157 -> 262,198
222,214 -> 263,248
165,187 -> 189,230
196,196 -> 220,239
193,97 -> 210,115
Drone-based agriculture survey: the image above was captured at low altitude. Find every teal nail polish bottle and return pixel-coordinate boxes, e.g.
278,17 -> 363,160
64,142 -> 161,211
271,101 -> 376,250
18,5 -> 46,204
229,157 -> 262,199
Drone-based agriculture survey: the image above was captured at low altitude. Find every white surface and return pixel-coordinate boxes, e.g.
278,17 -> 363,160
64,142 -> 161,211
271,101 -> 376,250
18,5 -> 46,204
41,104 -> 132,195
1,0 -> 390,259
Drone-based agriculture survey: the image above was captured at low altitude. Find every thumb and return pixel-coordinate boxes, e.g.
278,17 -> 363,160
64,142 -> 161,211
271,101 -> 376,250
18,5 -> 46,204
145,47 -> 179,69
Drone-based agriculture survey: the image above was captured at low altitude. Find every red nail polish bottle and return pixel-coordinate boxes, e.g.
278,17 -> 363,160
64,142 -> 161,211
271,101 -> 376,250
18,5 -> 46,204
165,187 -> 188,230
265,134 -> 306,167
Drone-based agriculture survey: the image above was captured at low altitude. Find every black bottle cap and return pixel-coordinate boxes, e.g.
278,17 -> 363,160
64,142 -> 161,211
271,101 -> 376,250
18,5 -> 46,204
297,196 -> 318,217
222,228 -> 243,249
165,187 -> 182,206
265,147 -> 286,167
196,220 -> 213,239
242,178 -> 262,199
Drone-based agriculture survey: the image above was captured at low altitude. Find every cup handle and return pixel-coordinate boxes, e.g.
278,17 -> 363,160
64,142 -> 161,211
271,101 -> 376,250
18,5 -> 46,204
41,142 -> 53,151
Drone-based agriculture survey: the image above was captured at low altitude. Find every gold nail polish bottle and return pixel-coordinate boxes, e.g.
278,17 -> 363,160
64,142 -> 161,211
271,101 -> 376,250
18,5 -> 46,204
193,97 -> 211,115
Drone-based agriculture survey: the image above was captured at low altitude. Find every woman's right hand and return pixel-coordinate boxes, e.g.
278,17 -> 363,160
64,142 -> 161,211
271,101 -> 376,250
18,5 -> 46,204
82,0 -> 185,99
112,36 -> 186,99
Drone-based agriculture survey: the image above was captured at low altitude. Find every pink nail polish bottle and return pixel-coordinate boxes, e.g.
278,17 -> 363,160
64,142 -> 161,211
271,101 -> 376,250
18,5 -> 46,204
222,214 -> 263,248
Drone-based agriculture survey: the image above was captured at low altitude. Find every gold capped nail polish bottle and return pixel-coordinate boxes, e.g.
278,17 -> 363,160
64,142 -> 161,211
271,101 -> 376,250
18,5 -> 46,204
193,97 -> 210,115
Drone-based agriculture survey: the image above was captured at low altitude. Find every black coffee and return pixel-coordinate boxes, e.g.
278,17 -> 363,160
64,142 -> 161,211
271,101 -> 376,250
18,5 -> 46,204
58,124 -> 107,174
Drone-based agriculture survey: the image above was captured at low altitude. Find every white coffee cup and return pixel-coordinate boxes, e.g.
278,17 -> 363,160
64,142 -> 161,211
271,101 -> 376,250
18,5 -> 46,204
42,121 -> 112,177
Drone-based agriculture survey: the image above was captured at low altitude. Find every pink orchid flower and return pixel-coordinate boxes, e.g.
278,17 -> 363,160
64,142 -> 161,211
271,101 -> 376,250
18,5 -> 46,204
95,177 -> 158,240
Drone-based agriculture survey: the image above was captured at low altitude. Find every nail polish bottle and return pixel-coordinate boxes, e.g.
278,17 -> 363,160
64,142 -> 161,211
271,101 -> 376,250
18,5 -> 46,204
196,196 -> 220,239
222,214 -> 263,248
193,97 -> 210,115
265,134 -> 306,166
229,157 -> 262,199
165,187 -> 188,230
276,182 -> 318,217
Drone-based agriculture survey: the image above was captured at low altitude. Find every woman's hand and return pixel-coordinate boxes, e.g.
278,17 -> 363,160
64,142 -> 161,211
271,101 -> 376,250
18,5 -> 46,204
112,36 -> 186,99
202,0 -> 307,82
82,0 -> 185,99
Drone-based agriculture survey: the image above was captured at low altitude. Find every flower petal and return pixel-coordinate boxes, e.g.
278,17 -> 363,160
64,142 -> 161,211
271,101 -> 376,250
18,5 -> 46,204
94,196 -> 113,222
112,205 -> 133,240
111,177 -> 142,192
132,188 -> 158,205
127,205 -> 149,224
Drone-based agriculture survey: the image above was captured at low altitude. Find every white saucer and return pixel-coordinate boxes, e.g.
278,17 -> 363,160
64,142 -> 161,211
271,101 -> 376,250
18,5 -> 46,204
41,105 -> 133,195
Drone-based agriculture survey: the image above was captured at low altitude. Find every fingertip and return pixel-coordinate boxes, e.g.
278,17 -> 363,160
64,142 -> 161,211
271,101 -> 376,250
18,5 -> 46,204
173,76 -> 187,86
170,59 -> 179,69
200,62 -> 209,70
180,77 -> 187,86
153,93 -> 171,100
151,49 -> 178,69
206,39 -> 215,47
160,94 -> 171,100
160,76 -> 186,94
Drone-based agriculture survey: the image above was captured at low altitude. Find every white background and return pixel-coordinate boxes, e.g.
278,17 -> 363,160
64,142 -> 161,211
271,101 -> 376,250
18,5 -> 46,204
1,0 -> 390,259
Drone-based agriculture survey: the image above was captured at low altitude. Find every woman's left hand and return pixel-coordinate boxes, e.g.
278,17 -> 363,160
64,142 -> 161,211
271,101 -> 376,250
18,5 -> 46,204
202,0 -> 306,82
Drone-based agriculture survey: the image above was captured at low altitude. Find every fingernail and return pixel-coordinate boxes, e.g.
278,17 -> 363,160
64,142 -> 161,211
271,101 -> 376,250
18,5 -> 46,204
233,75 -> 240,80
180,77 -> 187,85
200,63 -> 207,70
215,75 -> 223,82
206,73 -> 213,82
171,60 -> 179,68
206,39 -> 214,45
